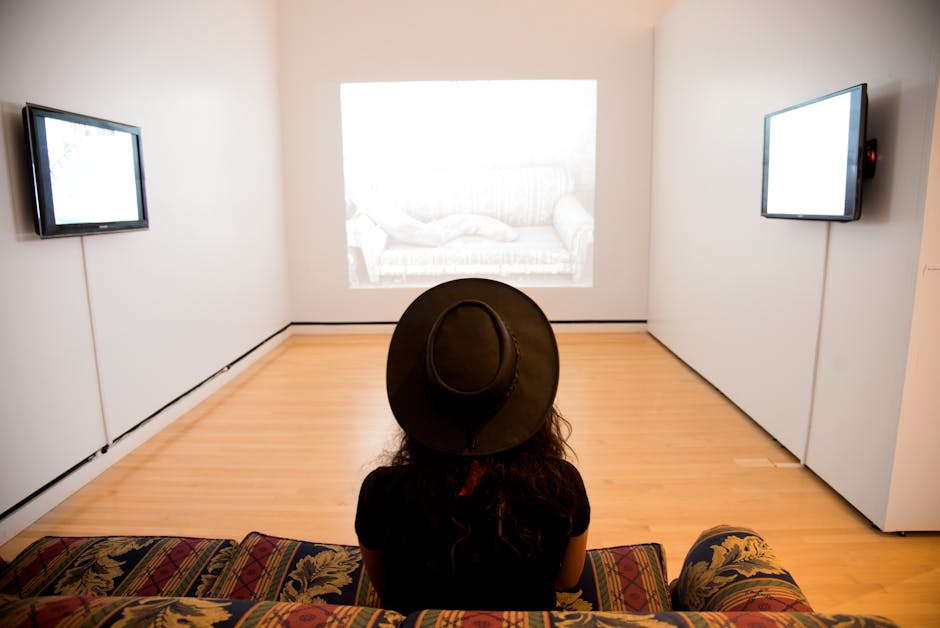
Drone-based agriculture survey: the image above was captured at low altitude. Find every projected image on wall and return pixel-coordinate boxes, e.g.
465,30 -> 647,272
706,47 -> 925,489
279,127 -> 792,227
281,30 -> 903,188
342,80 -> 597,288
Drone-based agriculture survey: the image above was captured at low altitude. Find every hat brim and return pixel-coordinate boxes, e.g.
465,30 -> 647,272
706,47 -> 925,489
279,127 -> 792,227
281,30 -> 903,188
386,278 -> 559,456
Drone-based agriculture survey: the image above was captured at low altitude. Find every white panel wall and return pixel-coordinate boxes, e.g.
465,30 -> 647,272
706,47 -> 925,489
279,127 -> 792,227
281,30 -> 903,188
279,0 -> 670,322
650,0 -> 940,529
804,1 -> 940,525
0,0 -> 290,515
885,81 -> 940,531
648,0 -> 832,457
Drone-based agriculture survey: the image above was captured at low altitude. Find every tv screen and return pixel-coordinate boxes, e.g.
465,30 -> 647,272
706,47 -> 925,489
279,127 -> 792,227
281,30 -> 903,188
23,103 -> 148,238
761,83 -> 868,221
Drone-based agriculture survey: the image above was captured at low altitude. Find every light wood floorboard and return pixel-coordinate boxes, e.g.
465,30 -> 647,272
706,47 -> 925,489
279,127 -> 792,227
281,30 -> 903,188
2,333 -> 938,626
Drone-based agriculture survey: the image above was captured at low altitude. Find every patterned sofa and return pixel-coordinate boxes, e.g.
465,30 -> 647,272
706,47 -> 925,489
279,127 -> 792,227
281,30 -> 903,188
345,166 -> 594,287
0,525 -> 897,627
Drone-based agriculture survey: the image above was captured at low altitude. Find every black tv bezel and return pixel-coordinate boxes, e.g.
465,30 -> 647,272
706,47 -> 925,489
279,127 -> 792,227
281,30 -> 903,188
761,83 -> 868,222
23,103 -> 149,238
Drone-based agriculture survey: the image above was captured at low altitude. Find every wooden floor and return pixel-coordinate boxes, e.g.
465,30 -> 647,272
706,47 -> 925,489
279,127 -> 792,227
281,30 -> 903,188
3,332 -> 938,626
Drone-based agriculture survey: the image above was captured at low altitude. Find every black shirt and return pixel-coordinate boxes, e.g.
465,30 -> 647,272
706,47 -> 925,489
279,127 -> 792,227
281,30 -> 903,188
355,458 -> 589,613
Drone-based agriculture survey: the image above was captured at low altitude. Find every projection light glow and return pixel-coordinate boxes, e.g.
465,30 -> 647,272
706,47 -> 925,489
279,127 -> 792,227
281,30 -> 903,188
46,117 -> 140,225
341,80 -> 597,288
765,92 -> 852,217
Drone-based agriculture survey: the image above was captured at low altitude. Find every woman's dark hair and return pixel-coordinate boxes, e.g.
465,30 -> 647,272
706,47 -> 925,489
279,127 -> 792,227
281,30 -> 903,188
388,404 -> 574,466
383,405 -> 580,567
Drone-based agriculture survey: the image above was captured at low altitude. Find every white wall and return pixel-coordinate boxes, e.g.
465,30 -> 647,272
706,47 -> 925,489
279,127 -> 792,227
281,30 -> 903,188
0,0 -> 291,518
886,80 -> 940,531
279,0 -> 671,322
650,0 -> 940,529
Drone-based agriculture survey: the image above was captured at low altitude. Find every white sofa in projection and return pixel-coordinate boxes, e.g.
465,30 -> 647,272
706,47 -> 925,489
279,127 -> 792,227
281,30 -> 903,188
345,166 -> 594,287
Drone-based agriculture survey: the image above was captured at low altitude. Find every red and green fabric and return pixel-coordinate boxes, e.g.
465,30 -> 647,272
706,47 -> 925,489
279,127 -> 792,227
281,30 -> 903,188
0,595 -> 404,627
207,532 -> 376,606
0,536 -> 235,598
672,525 -> 813,612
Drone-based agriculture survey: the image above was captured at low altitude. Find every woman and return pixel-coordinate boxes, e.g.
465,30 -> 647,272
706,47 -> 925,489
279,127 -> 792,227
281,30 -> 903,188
355,278 -> 590,613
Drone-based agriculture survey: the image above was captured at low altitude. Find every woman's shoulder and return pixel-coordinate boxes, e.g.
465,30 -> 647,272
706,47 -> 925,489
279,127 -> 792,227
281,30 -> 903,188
544,456 -> 584,481
358,465 -> 412,515
543,458 -> 589,505
362,464 -> 407,488
552,457 -> 581,474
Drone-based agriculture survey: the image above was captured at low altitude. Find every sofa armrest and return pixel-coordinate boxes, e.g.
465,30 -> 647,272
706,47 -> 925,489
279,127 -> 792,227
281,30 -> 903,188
552,194 -> 594,254
672,525 -> 813,613
346,213 -> 388,283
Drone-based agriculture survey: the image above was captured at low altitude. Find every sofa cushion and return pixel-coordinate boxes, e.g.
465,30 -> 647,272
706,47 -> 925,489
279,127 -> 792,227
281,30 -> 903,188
0,595 -> 406,627
210,533 -> 670,613
0,536 -> 236,598
362,206 -> 519,248
560,544 -> 671,612
208,532 -> 377,606
358,167 -> 572,226
362,204 -> 446,247
376,225 -> 576,282
402,610 -> 898,627
673,525 -> 813,612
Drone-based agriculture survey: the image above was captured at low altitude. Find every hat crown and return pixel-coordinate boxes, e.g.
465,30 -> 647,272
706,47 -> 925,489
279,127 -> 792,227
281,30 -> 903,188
386,278 -> 558,456
426,300 -> 517,411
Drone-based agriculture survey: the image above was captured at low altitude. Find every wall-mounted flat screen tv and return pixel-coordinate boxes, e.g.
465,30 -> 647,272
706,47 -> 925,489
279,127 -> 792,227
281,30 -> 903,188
23,103 -> 148,238
761,83 -> 870,222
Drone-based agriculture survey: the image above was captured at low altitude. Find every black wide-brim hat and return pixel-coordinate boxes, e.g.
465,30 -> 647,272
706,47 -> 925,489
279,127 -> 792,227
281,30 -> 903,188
387,278 -> 559,456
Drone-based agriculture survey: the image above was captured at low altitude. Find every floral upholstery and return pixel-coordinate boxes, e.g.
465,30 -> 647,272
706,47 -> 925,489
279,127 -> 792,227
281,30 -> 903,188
0,596 -> 897,628
561,544 -> 671,612
0,527 -> 899,627
0,536 -> 235,598
0,595 -> 405,627
672,525 -> 813,612
403,610 -> 897,628
207,532 -> 377,606
205,532 -> 670,612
